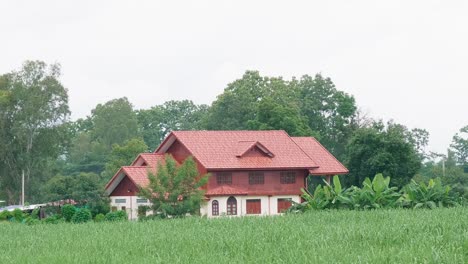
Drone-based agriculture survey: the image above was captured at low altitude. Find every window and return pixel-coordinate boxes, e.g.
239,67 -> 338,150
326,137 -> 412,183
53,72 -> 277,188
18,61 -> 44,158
227,196 -> 237,215
111,206 -> 117,212
280,172 -> 296,184
121,206 -> 126,211
277,198 -> 292,213
212,200 -> 219,216
136,198 -> 148,203
249,172 -> 264,185
217,172 -> 232,185
246,199 -> 261,214
115,198 -> 126,203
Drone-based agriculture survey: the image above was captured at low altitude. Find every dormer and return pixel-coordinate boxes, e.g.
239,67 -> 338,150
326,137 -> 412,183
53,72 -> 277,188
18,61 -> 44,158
236,141 -> 274,158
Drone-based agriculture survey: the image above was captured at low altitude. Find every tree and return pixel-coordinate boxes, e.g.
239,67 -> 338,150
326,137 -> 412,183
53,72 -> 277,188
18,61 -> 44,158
450,125 -> 468,165
298,74 -> 357,160
137,100 -> 208,151
0,61 -> 70,204
44,172 -> 110,216
140,155 -> 210,218
101,138 -> 148,182
246,97 -> 314,136
204,71 -> 357,160
91,97 -> 139,149
345,121 -> 421,188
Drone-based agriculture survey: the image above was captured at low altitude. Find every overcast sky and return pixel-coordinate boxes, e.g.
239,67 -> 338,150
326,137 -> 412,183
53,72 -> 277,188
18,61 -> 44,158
1,1 -> 467,154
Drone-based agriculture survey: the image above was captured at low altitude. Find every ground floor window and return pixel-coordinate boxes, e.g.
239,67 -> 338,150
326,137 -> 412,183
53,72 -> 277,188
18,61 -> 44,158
212,200 -> 219,216
111,206 -> 117,212
246,199 -> 261,214
277,198 -> 292,213
227,196 -> 237,215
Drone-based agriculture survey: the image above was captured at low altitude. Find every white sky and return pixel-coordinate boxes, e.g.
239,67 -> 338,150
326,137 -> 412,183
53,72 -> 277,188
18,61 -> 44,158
1,0 -> 467,154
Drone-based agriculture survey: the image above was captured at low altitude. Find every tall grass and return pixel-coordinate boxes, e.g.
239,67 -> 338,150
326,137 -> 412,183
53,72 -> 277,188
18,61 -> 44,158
0,208 -> 467,263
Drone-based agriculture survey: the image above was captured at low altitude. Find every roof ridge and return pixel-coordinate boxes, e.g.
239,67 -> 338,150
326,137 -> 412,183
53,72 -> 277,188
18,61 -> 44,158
288,134 -> 319,168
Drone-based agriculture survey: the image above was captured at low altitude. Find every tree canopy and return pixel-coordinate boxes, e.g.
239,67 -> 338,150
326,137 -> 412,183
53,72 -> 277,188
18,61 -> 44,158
139,155 -> 210,218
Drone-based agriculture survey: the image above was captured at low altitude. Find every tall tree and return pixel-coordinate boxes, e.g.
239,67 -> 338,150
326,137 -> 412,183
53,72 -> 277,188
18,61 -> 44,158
345,121 -> 421,188
137,100 -> 208,150
0,61 -> 70,204
101,138 -> 148,182
450,125 -> 468,165
140,155 -> 210,218
91,97 -> 139,149
298,74 -> 357,160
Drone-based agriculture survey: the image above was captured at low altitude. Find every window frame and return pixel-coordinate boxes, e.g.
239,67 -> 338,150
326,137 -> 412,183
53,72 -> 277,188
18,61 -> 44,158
248,172 -> 265,185
226,196 -> 237,215
280,171 -> 296,184
246,199 -> 262,214
212,200 -> 219,216
216,172 -> 232,185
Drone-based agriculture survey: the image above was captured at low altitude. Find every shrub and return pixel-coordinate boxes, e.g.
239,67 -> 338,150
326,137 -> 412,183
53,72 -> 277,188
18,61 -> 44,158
61,204 -> 76,222
72,209 -> 92,223
44,214 -> 63,224
346,174 -> 401,209
94,213 -> 105,222
400,178 -> 459,209
11,209 -> 25,223
0,210 -> 12,221
105,210 -> 128,222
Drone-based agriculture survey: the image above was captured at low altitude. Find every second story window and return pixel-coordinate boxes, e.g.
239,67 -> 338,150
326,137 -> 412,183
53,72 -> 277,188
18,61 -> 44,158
249,172 -> 264,185
216,172 -> 232,185
280,172 -> 296,184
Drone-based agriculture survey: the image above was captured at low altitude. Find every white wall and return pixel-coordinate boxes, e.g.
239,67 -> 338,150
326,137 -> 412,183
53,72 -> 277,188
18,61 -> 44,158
109,196 -> 150,220
202,195 -> 301,218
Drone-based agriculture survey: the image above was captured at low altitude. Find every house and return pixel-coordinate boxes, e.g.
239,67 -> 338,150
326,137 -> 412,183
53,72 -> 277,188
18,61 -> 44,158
105,130 -> 348,219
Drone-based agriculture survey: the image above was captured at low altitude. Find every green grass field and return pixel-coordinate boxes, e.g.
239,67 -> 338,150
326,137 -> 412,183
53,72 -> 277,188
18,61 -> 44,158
1,208 -> 467,264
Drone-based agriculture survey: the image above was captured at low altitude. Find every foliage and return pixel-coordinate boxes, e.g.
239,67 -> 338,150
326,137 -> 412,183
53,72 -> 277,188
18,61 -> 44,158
204,71 -> 357,159
0,208 -> 466,263
44,173 -> 109,216
140,155 -> 210,218
345,121 -> 421,188
61,204 -> 76,222
401,178 -> 460,209
91,97 -> 139,150
0,60 -> 70,203
137,100 -> 208,151
100,138 -> 148,182
0,210 -> 12,221
94,213 -> 105,222
296,175 -> 458,212
346,174 -> 401,209
43,214 -> 63,224
450,125 -> 468,165
71,208 -> 92,223
105,210 -> 128,222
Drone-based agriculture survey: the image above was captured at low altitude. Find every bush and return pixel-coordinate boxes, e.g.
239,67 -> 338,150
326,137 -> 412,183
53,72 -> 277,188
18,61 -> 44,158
44,214 -> 63,224
11,209 -> 25,223
94,213 -> 105,222
105,210 -> 128,222
0,210 -> 12,221
400,178 -> 459,209
295,175 -> 459,213
72,208 -> 92,223
61,204 -> 76,222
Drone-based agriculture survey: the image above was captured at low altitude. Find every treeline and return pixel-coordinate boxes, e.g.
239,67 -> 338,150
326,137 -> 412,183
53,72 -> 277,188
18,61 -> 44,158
0,61 -> 467,208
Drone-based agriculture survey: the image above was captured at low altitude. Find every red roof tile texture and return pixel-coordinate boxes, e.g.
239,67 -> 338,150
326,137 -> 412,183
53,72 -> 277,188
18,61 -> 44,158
157,130 -> 320,170
291,137 -> 349,175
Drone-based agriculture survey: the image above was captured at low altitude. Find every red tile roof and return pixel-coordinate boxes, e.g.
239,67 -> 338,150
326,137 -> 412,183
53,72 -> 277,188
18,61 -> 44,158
291,137 -> 348,175
136,153 -> 164,167
205,185 -> 248,196
156,130 -> 319,170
